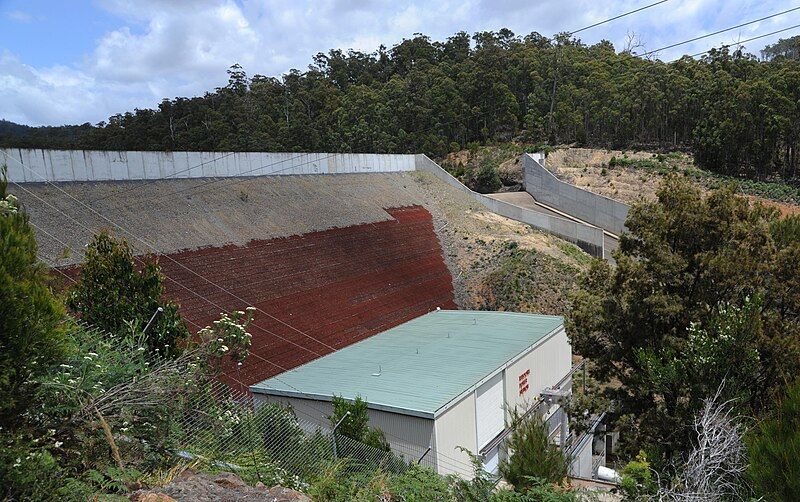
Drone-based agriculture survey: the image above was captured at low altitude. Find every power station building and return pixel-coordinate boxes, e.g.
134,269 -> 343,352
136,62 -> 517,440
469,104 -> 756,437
250,310 -> 576,478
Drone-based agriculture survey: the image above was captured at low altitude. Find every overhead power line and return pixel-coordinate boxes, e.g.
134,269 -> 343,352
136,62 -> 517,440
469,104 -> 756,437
683,22 -> 800,60
568,0 -> 671,36
548,1 -> 672,134
638,5 -> 800,58
2,152 -> 336,358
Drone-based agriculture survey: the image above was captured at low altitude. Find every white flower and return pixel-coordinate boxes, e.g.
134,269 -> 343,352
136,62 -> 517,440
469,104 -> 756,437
54,441 -> 63,448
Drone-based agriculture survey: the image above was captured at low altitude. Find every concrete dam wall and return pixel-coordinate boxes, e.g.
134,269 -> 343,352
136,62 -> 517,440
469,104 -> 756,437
2,148 -> 415,183
522,153 -> 629,236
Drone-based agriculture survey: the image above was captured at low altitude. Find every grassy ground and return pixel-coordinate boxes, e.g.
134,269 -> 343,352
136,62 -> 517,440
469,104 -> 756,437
547,148 -> 800,216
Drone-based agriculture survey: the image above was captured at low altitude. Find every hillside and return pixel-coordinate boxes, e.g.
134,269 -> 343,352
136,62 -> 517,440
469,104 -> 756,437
443,144 -> 800,217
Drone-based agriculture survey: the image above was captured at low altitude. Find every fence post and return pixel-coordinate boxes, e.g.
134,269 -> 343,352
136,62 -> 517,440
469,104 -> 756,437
331,411 -> 350,460
142,307 -> 164,334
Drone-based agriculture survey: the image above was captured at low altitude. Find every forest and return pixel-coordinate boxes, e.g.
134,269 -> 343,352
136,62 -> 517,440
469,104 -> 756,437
2,31 -> 799,181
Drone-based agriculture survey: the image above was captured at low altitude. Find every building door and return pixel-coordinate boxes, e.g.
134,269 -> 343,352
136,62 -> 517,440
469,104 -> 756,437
476,372 -> 504,449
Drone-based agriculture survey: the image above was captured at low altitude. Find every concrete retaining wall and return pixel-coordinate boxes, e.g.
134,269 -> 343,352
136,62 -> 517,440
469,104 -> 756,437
523,153 -> 629,236
415,155 -> 605,258
2,148 -> 415,183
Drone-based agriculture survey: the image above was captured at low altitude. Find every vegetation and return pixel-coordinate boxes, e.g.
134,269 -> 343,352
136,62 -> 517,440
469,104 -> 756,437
3,30 -> 800,183
618,452 -> 656,500
0,171 -> 70,492
475,245 -> 581,315
761,35 -> 800,62
499,409 -> 570,491
0,170 -> 263,499
568,176 -> 800,469
613,152 -> 800,204
329,395 -> 390,452
441,144 -> 524,192
67,231 -> 188,356
747,379 -> 800,501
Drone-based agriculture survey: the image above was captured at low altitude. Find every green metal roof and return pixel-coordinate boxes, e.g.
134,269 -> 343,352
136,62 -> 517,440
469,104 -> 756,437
250,310 -> 564,418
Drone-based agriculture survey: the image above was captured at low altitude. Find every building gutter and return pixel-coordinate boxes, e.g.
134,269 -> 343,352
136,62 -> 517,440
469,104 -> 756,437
249,388 -> 436,419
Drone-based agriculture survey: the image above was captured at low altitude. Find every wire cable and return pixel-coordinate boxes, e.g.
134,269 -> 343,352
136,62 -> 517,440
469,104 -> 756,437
567,0 -> 671,36
638,5 -> 800,58
681,22 -> 800,60
4,170 -> 329,360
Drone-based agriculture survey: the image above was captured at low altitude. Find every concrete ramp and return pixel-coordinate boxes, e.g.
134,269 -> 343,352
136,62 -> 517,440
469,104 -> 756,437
487,192 -> 619,257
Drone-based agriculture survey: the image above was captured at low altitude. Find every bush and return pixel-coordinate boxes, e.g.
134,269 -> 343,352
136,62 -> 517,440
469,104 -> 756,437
329,395 -> 390,452
0,170 -> 69,429
747,379 -> 800,501
499,410 -> 570,491
619,451 -> 656,500
67,231 -> 188,356
473,160 -> 502,193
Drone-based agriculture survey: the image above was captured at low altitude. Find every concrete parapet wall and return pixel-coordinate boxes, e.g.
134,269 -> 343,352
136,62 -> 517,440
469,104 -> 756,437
523,153 -> 629,236
414,154 -> 604,258
2,148 -> 415,183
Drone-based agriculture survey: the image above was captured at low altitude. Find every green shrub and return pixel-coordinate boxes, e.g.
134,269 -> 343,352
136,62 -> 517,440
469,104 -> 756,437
67,231 -> 188,356
619,451 -> 656,500
499,410 -> 570,491
329,395 -> 390,452
473,160 -> 502,193
0,171 -> 70,431
747,379 -> 800,501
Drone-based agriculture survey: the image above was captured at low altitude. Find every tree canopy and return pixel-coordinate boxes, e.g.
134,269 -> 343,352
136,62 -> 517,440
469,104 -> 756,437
568,176 -> 800,468
3,30 -> 800,181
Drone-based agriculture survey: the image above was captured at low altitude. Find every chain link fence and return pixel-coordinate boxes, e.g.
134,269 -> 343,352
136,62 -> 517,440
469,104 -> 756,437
169,379 -> 416,485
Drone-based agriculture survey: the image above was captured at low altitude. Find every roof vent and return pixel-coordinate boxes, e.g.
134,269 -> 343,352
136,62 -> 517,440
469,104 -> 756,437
371,365 -> 382,377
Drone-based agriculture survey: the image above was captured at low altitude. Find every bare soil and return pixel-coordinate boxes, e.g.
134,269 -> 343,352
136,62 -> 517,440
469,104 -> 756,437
545,148 -> 666,204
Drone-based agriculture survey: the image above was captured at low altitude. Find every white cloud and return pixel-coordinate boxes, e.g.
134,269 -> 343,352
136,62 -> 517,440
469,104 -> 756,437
90,2 -> 258,83
0,0 -> 795,125
6,10 -> 33,23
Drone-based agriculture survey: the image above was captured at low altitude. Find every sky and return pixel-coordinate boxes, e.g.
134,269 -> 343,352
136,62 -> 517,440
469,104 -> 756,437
0,0 -> 798,126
